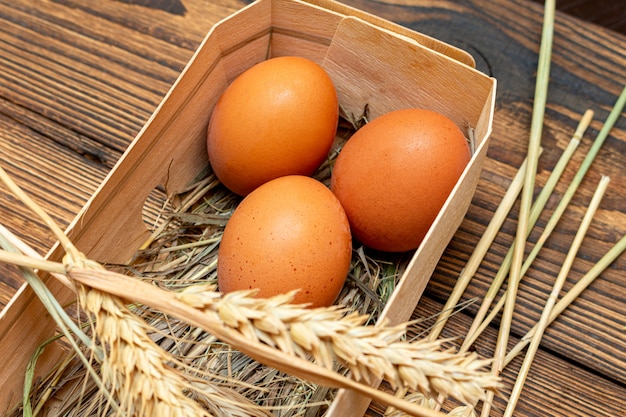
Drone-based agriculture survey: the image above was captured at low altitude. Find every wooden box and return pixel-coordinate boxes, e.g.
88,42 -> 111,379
0,0 -> 496,414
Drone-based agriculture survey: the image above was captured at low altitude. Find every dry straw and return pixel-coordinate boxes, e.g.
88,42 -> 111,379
423,87 -> 626,416
432,40 -> 625,417
482,0 -> 556,414
459,109 -> 592,352
423,106 -> 591,415
0,168 -> 215,416
418,0 -> 626,411
503,174 -> 611,416
458,94 -> 624,353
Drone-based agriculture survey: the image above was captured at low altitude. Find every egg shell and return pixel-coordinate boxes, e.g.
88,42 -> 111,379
207,56 -> 339,196
218,175 -> 352,308
330,108 -> 471,252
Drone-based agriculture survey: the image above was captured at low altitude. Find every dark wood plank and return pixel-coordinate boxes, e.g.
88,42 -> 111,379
0,0 -> 625,415
1,1 -> 191,151
0,0 -> 236,274
533,0 -> 626,36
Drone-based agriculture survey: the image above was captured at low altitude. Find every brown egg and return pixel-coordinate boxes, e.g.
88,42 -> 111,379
217,175 -> 352,308
207,56 -> 339,196
330,108 -> 471,252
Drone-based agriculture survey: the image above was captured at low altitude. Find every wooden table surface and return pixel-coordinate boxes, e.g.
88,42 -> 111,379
1,0 -> 625,416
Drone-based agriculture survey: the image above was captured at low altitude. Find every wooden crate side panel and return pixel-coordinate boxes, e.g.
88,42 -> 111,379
322,19 -> 496,414
211,0 -> 272,57
268,0 -> 341,63
212,1 -> 273,82
475,82 -> 497,143
269,32 -> 330,62
272,0 -> 343,44
65,46 -> 226,265
299,0 -> 476,67
322,17 -> 492,130
0,16 -> 232,412
220,34 -> 271,82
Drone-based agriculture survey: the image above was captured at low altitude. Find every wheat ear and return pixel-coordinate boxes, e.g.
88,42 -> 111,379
174,284 -> 500,406
1,242 -> 498,417
0,163 -> 213,416
75,283 -> 212,416
67,260 -> 267,416
72,267 -> 500,415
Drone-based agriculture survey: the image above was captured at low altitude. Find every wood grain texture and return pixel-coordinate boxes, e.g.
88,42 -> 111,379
0,0 -> 625,415
532,0 -> 626,36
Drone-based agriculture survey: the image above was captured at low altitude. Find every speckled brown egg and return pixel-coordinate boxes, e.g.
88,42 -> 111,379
217,175 -> 352,308
330,108 -> 471,252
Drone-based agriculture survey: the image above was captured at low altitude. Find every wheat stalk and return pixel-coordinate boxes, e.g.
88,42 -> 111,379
176,284 -> 499,405
425,150 -> 530,343
504,232 -> 626,365
460,86 -> 626,356
68,266 -> 499,417
0,167 -> 499,417
482,0 -> 556,413
481,1 -> 556,415
0,249 -> 500,417
460,110 -> 591,350
503,175 -> 610,416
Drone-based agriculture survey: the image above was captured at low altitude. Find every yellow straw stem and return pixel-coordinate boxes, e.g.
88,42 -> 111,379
461,115 -> 587,351
505,231 -> 626,365
461,124 -> 590,350
503,174 -> 610,416
482,1 -> 556,415
462,82 -> 625,350
0,165 -> 82,264
0,224 -> 75,290
430,152 -> 543,413
0,248 -> 67,275
426,151 -> 532,342
69,267 -> 452,417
